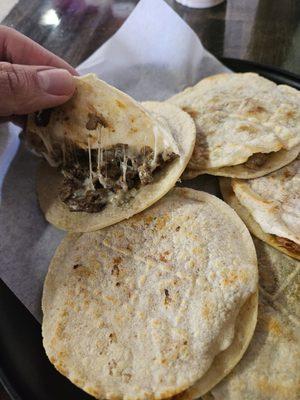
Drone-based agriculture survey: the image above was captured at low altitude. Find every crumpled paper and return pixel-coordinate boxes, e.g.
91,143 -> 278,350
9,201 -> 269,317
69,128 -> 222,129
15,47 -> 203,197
0,0 -> 229,321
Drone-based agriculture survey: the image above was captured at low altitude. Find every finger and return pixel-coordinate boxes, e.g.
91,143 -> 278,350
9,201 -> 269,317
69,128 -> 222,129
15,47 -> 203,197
0,62 -> 76,117
0,26 -> 78,75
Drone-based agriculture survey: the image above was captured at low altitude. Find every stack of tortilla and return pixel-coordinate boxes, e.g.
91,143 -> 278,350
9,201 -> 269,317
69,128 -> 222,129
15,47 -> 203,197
220,157 -> 299,260
168,73 -> 300,179
25,71 -> 299,399
42,188 -> 258,399
203,238 -> 300,400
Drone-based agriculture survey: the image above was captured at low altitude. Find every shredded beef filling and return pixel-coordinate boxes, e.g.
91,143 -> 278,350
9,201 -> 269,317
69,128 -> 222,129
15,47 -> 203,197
59,144 -> 178,213
29,110 -> 178,213
275,236 -> 300,254
244,152 -> 271,170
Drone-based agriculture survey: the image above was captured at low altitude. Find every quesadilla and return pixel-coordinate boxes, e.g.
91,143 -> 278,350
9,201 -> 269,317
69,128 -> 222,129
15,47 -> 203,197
219,157 -> 300,260
168,73 -> 300,179
204,239 -> 300,400
26,74 -> 195,232
42,188 -> 258,400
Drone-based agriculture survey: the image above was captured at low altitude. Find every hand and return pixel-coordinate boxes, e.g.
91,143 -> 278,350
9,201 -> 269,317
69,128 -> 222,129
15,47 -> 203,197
0,26 -> 77,120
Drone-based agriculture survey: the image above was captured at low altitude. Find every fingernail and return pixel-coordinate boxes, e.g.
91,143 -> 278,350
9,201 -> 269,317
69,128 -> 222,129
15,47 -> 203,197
37,69 -> 75,96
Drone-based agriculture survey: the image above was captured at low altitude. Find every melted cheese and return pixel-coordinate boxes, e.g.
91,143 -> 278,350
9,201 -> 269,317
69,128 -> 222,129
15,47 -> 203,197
87,136 -> 95,191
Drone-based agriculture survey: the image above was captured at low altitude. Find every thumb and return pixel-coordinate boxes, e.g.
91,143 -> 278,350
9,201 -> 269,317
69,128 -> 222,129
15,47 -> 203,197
0,62 -> 76,117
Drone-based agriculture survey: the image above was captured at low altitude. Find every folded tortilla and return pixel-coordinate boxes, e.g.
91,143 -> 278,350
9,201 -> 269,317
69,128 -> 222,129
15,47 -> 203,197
168,73 -> 300,179
204,239 -> 300,400
26,75 -> 196,232
42,188 -> 258,400
219,159 -> 300,260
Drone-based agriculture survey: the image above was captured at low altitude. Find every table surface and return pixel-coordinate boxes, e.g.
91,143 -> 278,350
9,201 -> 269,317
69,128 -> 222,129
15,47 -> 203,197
0,0 -> 300,399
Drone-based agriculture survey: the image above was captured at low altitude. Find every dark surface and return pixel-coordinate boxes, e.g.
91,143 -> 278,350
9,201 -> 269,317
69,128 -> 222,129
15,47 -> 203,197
1,1 -> 300,399
2,0 -> 300,74
0,280 -> 93,400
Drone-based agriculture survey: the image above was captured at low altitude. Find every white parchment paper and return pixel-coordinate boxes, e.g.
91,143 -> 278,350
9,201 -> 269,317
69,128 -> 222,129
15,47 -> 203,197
0,0 -> 229,321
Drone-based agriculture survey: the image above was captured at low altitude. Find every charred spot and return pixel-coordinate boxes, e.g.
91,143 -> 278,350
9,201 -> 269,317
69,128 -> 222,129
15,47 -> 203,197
113,257 -> 122,265
73,264 -> 81,270
111,265 -> 120,276
109,332 -> 117,343
164,289 -> 171,305
175,226 -> 181,231
34,108 -> 52,127
86,112 -> 109,130
116,282 -> 121,287
159,251 -> 170,263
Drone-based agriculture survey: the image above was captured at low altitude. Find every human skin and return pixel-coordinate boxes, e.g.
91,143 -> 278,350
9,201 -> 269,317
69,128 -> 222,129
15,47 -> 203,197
0,25 -> 78,122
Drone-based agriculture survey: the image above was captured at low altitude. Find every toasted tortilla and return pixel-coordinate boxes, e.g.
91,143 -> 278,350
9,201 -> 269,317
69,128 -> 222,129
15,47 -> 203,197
220,175 -> 300,260
184,146 -> 299,180
42,188 -> 258,400
34,99 -> 195,232
168,73 -> 300,178
232,157 -> 299,244
172,291 -> 258,400
204,239 -> 300,400
27,74 -> 179,158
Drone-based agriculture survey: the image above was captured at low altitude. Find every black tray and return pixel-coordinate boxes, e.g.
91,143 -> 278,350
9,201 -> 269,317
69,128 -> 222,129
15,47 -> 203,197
1,59 -> 299,400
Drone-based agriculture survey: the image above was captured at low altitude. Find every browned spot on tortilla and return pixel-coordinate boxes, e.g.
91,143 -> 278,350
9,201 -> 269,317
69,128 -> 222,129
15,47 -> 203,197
284,169 -> 294,178
182,106 -> 199,119
247,105 -> 266,115
222,271 -> 238,286
86,112 -> 109,129
155,215 -> 170,230
116,100 -> 126,108
285,110 -> 296,119
159,251 -> 170,263
275,236 -> 300,254
144,215 -> 154,225
113,257 -> 122,265
202,302 -> 212,319
238,124 -> 258,133
164,289 -> 171,305
111,265 -> 120,276
108,359 -> 117,376
109,332 -> 117,343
